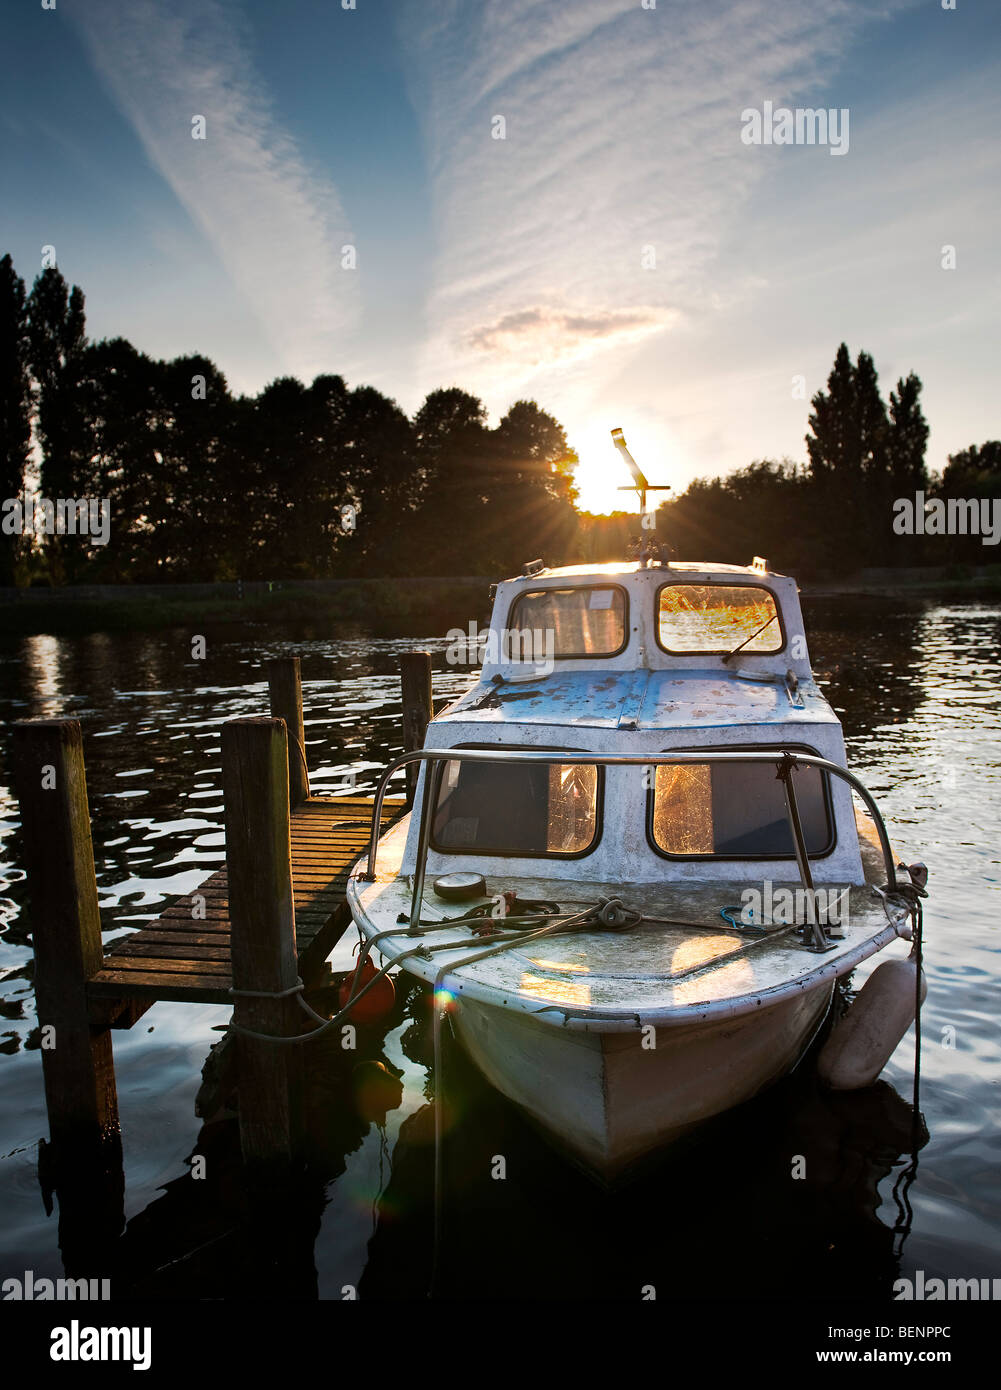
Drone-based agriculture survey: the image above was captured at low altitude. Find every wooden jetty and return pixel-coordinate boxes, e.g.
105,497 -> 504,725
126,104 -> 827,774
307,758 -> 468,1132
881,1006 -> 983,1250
87,794 -> 404,1011
11,652 -> 431,1171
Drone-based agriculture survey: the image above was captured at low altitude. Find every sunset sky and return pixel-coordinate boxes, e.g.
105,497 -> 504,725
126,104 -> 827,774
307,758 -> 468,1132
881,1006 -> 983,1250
2,0 -> 999,511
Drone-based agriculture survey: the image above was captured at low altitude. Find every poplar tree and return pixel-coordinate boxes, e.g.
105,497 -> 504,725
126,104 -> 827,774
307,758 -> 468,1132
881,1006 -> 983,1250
27,267 -> 88,581
887,373 -> 929,493
0,254 -> 32,584
806,344 -> 897,567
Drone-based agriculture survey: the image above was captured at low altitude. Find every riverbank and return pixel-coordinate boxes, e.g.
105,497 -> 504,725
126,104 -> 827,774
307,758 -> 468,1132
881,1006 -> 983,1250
1,564 -> 998,637
800,562 -> 1001,599
0,577 -> 493,638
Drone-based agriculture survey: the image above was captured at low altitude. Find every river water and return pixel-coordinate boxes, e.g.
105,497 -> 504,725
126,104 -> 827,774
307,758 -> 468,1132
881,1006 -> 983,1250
0,597 -> 998,1301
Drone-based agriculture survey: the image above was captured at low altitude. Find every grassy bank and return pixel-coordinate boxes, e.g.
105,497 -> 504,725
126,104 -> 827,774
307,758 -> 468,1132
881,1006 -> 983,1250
0,578 -> 494,638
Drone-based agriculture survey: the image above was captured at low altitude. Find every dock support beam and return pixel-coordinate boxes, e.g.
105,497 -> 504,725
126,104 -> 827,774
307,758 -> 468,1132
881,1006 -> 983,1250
11,719 -> 120,1152
222,716 -> 302,1168
12,717 -> 124,1276
267,656 -> 309,807
400,650 -> 433,807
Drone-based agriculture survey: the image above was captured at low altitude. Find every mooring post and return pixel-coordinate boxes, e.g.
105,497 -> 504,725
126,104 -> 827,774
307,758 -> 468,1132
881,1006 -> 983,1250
400,650 -> 433,807
267,656 -> 309,806
11,719 -> 120,1153
222,716 -> 302,1167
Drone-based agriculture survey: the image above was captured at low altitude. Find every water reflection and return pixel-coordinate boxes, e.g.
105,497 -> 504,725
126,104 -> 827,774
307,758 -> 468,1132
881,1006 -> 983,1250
0,598 -> 998,1298
805,596 -> 930,733
20,633 -> 65,712
360,1023 -> 928,1301
39,977 -> 924,1301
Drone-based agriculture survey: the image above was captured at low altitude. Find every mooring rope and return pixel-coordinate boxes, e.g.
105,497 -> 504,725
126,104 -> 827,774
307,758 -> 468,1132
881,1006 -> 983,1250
868,873 -> 927,1257
224,890 -> 774,1045
890,891 -> 925,1258
224,893 -> 754,1044
225,899 -> 607,1043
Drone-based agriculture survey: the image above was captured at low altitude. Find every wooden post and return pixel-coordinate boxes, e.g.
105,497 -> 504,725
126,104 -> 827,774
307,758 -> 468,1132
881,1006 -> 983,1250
222,716 -> 301,1167
267,656 -> 309,806
400,650 -> 433,807
11,719 -> 119,1152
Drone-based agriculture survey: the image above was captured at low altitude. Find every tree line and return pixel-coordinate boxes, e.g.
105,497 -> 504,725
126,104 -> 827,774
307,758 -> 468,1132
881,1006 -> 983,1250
650,345 -> 1000,574
1,252 -> 997,586
0,255 -> 579,585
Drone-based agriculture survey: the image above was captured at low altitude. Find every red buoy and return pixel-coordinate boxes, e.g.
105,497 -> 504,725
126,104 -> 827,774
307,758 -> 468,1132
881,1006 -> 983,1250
337,957 -> 395,1023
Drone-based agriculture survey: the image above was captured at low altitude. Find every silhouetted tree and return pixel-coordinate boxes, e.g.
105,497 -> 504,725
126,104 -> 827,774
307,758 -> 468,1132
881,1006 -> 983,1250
343,384 -> 419,577
27,267 -> 88,581
662,459 -> 816,573
888,373 -> 929,494
72,338 -> 162,580
942,440 -> 1001,486
408,388 -> 492,573
933,441 -> 1001,564
0,254 -> 32,584
155,354 -> 237,579
806,345 -> 926,568
407,391 -> 578,575
491,400 -> 579,569
236,374 -> 345,579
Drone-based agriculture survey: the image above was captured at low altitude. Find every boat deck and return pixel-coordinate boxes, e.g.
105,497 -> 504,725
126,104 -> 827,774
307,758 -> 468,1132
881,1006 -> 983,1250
348,809 -> 911,1028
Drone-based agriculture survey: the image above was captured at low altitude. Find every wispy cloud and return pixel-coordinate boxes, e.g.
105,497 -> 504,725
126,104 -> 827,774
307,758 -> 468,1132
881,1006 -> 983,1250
396,0 -> 919,500
70,0 -> 359,381
467,304 -> 676,364
400,1 -> 887,364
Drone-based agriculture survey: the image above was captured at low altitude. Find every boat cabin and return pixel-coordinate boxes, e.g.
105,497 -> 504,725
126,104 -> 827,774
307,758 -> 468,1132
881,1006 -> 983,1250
404,561 -> 864,887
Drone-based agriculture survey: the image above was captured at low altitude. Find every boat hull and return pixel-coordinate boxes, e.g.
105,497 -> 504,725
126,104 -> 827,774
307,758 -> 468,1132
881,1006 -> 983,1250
450,981 -> 834,1179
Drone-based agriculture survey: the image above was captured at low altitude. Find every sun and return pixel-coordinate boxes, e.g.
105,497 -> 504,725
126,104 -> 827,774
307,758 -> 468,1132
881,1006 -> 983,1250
568,417 -> 676,516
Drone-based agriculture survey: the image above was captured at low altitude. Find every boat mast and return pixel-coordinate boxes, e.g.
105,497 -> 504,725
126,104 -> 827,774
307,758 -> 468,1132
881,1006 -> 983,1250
610,427 -> 671,566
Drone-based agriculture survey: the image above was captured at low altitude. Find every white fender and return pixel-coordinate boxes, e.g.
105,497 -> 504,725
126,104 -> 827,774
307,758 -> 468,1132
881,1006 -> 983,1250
817,957 -> 927,1090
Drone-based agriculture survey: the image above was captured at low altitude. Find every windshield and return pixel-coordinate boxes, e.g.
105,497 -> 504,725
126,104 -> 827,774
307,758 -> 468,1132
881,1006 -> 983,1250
432,756 -> 600,856
508,586 -> 627,658
657,584 -> 783,655
650,755 -> 832,858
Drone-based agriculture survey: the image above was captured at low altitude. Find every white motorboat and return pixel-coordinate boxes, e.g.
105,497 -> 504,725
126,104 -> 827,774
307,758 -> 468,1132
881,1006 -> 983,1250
347,458 -> 927,1180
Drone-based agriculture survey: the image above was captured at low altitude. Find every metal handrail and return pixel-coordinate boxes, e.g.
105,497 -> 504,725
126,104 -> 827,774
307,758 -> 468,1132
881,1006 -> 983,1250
359,748 -> 900,949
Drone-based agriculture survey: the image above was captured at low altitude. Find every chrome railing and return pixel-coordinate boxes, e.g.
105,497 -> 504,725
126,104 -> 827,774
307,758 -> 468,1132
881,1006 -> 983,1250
359,748 -> 900,952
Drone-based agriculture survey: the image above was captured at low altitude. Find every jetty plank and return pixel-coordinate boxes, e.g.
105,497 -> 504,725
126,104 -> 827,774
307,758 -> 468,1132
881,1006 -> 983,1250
86,793 -> 405,1016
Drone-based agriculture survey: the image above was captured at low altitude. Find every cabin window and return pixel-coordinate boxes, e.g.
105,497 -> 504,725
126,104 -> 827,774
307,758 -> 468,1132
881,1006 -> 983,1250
507,586 -> 628,658
656,583 -> 783,655
431,756 -> 601,857
649,753 -> 833,859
